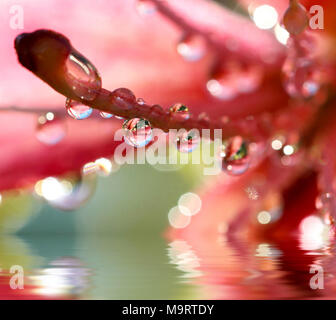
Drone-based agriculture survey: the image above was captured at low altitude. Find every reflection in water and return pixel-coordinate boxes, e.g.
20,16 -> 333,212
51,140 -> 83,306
167,240 -> 202,280
29,257 -> 91,298
0,232 -> 335,299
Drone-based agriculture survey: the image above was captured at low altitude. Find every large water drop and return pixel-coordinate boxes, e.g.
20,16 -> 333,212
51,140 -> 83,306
122,118 -> 153,147
65,50 -> 102,101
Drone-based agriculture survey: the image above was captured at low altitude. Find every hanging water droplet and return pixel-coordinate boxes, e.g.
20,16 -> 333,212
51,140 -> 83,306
100,111 -> 113,119
282,55 -> 320,99
66,99 -> 93,120
177,34 -> 206,62
36,112 -> 66,145
136,0 -> 157,16
282,2 -> 309,35
207,61 -> 260,100
47,175 -> 96,211
65,50 -> 102,101
220,136 -> 250,176
122,118 -> 153,147
176,129 -> 200,153
316,193 -> 333,210
169,103 -> 190,121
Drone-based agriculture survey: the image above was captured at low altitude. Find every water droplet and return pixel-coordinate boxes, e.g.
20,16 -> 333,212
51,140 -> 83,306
207,61 -> 262,100
282,55 -> 320,99
100,111 -> 113,119
207,79 -> 237,101
316,193 -> 333,210
282,2 -> 309,35
220,136 -> 250,176
47,175 -> 96,211
65,50 -> 102,101
176,129 -> 200,153
136,0 -> 157,16
66,99 -> 93,120
169,103 -> 190,121
36,112 -> 66,145
177,34 -> 206,62
137,98 -> 146,105
111,88 -> 136,112
122,118 -> 153,147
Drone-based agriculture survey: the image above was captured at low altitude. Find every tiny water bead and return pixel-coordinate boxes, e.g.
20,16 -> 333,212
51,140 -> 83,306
122,118 -> 153,148
177,34 -> 206,62
169,103 -> 190,121
176,129 -> 200,153
100,112 -> 113,119
282,1 -> 309,35
65,50 -> 102,101
137,98 -> 146,105
220,136 -> 250,176
136,0 -> 157,16
112,88 -> 137,112
36,112 -> 66,145
66,99 -> 93,120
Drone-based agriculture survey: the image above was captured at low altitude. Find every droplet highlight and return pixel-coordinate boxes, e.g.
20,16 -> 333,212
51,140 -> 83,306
100,112 -> 113,119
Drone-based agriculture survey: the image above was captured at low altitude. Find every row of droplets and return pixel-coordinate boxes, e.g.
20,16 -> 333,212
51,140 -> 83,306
138,0 -> 321,101
282,2 -> 331,224
36,0 -> 308,175
282,0 -> 321,99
